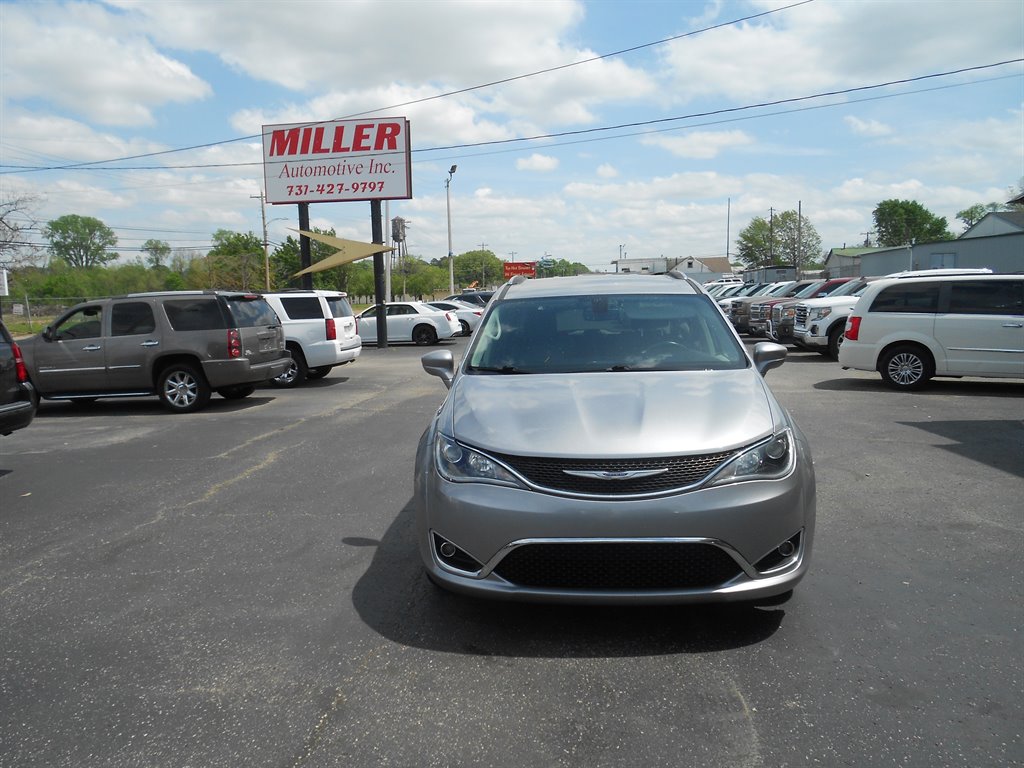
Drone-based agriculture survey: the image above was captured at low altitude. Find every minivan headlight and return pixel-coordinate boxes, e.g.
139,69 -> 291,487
710,430 -> 795,486
435,434 -> 521,486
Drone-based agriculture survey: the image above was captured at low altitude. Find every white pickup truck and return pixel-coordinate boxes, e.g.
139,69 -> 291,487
792,278 -> 871,359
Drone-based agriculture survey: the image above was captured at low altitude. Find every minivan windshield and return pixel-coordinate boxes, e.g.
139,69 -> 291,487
467,294 -> 748,374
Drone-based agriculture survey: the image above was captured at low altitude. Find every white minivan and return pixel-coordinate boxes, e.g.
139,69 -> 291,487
839,273 -> 1023,390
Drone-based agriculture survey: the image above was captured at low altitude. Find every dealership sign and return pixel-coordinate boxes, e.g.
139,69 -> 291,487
503,261 -> 537,279
262,118 -> 412,205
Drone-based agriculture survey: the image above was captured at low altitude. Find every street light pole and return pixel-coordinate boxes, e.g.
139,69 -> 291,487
445,165 -> 457,294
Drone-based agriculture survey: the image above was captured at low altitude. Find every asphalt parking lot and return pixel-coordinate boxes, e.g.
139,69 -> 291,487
1,336 -> 1021,768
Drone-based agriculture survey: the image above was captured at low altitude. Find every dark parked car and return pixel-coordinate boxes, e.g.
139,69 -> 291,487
18,291 -> 290,413
416,272 -> 816,604
443,291 -> 494,307
0,318 -> 37,436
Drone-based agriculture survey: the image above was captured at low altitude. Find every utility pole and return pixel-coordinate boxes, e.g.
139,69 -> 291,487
768,207 -> 775,266
251,192 -> 270,289
479,241 -> 487,286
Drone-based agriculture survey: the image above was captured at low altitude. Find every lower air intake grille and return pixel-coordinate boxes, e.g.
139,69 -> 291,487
492,542 -> 742,590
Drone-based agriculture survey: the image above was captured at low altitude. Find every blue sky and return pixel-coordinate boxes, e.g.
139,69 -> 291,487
1,0 -> 1022,276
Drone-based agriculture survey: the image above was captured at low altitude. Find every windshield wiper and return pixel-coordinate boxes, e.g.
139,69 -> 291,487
605,365 -> 632,372
467,365 -> 532,374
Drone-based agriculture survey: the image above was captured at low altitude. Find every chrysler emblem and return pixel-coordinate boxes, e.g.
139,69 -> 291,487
562,468 -> 668,481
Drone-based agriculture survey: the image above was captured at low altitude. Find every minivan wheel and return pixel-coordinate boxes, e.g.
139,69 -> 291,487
413,324 -> 438,346
158,364 -> 211,413
827,324 -> 846,359
879,344 -> 934,390
271,349 -> 307,388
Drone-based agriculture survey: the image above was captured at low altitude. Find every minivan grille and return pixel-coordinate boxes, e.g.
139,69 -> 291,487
492,542 -> 742,590
491,450 -> 737,496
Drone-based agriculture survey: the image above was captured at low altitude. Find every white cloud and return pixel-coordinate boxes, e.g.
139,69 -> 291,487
517,154 -> 560,172
642,130 -> 754,159
596,164 -> 618,178
1,3 -> 211,126
844,116 -> 892,137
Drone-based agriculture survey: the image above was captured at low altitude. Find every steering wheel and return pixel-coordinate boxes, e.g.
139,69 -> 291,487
645,340 -> 688,357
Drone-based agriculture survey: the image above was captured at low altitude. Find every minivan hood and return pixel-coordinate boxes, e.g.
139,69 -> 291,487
446,368 -> 778,458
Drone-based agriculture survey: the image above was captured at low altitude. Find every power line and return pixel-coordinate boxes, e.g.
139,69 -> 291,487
3,59 -> 1019,175
0,0 -> 816,173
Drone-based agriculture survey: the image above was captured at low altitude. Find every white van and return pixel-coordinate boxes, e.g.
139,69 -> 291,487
839,273 -> 1023,389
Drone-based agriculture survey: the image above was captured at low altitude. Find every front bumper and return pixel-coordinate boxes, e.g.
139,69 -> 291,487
793,327 -> 826,348
414,435 -> 816,604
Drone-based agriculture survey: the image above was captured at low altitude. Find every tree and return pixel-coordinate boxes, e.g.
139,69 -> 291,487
454,249 -> 504,289
0,193 -> 43,268
956,202 -> 1013,231
872,200 -> 953,246
43,214 -> 118,268
142,239 -> 171,268
185,229 -> 263,290
735,210 -> 822,271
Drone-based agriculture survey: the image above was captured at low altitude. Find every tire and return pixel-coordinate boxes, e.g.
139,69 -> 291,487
158,363 -> 211,413
827,323 -> 846,359
270,347 -> 308,388
879,344 -> 934,391
305,366 -> 331,380
216,384 -> 255,399
412,324 -> 438,346
459,320 -> 471,336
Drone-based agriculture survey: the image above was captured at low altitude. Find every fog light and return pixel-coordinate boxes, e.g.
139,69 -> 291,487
439,542 -> 457,558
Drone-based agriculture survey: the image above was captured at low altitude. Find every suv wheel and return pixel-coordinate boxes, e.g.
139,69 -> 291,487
879,344 -> 934,390
271,348 -> 308,388
413,324 -> 438,346
158,364 -> 211,413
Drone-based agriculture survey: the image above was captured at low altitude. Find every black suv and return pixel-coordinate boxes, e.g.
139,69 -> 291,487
0,318 -> 37,435
18,291 -> 290,413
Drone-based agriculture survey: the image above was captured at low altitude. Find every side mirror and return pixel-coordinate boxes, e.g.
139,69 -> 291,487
752,341 -> 787,376
42,326 -> 55,342
421,349 -> 455,389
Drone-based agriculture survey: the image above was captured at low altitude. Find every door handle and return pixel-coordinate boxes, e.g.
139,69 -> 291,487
140,340 -> 160,347
1002,323 -> 1023,328
82,344 -> 102,351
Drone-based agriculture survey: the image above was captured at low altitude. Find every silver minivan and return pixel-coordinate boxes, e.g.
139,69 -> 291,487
415,272 -> 816,604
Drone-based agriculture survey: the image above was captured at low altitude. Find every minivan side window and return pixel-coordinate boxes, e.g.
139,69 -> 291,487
869,283 -> 941,313
111,302 -> 156,336
948,280 -> 1024,315
279,297 -> 323,320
